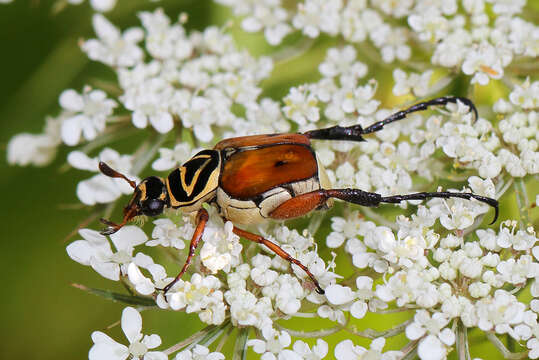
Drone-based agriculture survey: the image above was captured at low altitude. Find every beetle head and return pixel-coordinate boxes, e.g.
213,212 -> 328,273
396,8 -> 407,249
98,162 -> 168,235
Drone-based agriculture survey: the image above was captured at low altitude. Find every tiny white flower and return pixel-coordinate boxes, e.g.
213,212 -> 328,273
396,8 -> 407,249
200,221 -> 242,274
392,69 -> 433,97
247,327 -> 296,359
89,0 -> 117,12
335,337 -> 402,360
89,307 -> 166,360
82,14 -> 144,67
293,0 -> 342,38
461,44 -> 504,85
70,148 -> 136,205
67,226 -> 147,281
7,115 -> 61,166
148,218 -> 187,249
293,339 -> 328,359
175,344 -> 225,360
283,87 -> 320,127
152,143 -> 195,171
59,87 -> 117,146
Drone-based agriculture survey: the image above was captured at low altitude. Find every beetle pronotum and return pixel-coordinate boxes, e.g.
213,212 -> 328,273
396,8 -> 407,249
99,96 -> 499,295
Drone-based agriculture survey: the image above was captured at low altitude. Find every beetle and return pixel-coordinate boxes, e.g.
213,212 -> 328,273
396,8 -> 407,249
99,96 -> 499,295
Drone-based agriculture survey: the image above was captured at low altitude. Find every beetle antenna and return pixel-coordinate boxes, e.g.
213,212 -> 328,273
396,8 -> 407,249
99,202 -> 140,235
99,162 -> 137,189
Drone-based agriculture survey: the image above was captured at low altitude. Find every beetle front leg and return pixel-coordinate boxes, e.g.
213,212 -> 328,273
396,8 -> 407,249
304,96 -> 477,141
233,227 -> 325,295
161,208 -> 209,294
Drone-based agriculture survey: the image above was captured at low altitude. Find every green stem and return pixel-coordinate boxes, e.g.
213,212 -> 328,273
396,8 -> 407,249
198,322 -> 229,348
163,324 -> 219,355
345,319 -> 411,339
215,325 -> 234,353
514,179 -> 531,228
271,37 -> 315,65
232,328 -> 250,360
362,207 -> 399,230
307,211 -> 326,236
275,324 -> 343,338
400,339 -> 419,360
456,320 -> 471,360
131,133 -> 169,175
486,332 -> 529,359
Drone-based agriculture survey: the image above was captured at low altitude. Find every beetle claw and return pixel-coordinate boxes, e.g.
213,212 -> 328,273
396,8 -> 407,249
99,218 -> 121,235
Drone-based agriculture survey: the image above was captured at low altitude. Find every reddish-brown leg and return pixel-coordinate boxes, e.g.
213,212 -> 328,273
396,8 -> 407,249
269,190 -> 329,220
162,208 -> 209,294
233,226 -> 325,294
270,188 -> 498,223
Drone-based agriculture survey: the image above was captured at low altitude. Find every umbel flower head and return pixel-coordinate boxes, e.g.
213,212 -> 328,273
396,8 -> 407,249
5,0 -> 538,359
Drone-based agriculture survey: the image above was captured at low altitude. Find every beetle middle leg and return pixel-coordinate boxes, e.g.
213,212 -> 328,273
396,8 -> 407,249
304,96 -> 478,142
161,208 -> 209,294
233,226 -> 325,295
269,188 -> 498,224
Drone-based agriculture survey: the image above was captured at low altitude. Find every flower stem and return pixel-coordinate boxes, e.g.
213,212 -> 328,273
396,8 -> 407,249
456,320 -> 471,360
276,324 -> 343,338
400,339 -> 419,360
486,332 -> 529,359
345,319 -> 411,339
232,327 -> 250,360
362,207 -> 399,230
514,178 -> 531,228
215,324 -> 234,353
131,133 -> 169,175
163,324 -> 220,355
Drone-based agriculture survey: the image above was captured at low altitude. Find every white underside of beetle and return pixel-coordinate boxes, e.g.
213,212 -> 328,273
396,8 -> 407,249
217,157 -> 333,224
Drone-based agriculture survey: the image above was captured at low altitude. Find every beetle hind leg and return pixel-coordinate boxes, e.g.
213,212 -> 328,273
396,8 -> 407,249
233,226 -> 325,294
304,96 -> 477,141
269,188 -> 498,224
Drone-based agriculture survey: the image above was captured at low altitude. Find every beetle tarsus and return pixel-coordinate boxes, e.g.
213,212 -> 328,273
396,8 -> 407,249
305,96 -> 478,142
325,188 -> 499,224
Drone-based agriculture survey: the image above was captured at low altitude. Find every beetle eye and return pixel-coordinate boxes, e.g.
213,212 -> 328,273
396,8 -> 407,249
142,199 -> 165,216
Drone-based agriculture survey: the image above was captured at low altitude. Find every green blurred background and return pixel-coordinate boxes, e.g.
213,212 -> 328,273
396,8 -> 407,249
0,1 -> 537,359
0,1 -> 222,359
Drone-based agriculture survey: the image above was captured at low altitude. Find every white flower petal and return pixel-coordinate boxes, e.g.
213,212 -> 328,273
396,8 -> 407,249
325,284 -> 356,305
60,89 -> 84,111
417,335 -> 445,360
121,307 -> 142,343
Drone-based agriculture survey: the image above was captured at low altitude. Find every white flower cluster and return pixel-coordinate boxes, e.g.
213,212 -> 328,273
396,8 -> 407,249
8,9 -> 281,170
283,51 -> 538,199
68,212 -> 347,357
435,79 -> 538,178
328,204 -> 538,359
218,0 -> 538,86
